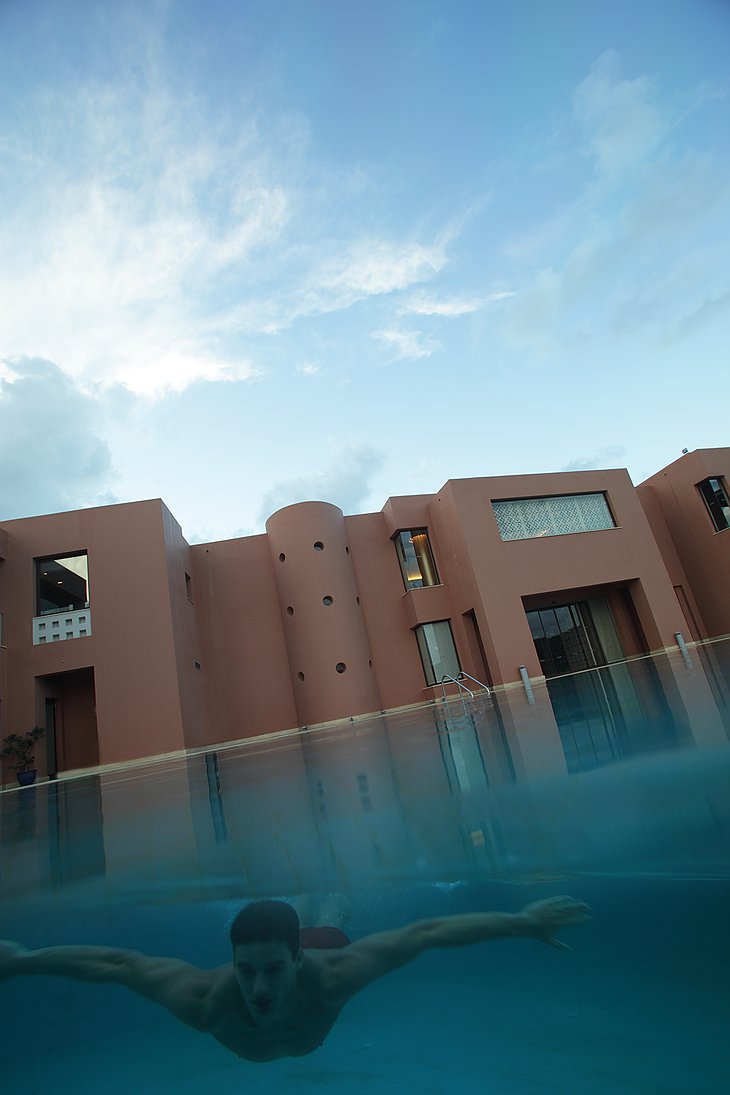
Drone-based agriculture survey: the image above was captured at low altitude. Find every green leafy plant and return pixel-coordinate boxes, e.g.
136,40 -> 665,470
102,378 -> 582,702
2,726 -> 45,772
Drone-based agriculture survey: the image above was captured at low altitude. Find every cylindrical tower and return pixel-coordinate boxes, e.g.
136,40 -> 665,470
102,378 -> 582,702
266,501 -> 381,726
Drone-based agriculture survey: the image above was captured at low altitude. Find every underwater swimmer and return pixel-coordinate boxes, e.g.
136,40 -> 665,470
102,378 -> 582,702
0,894 -> 590,1062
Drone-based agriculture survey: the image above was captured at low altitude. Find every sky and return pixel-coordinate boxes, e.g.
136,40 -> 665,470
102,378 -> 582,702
0,0 -> 728,543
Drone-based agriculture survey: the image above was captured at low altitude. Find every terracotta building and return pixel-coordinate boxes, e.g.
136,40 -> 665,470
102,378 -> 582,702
1,448 -> 728,783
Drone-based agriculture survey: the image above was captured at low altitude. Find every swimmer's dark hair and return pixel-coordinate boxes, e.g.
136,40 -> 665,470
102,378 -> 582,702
230,900 -> 301,959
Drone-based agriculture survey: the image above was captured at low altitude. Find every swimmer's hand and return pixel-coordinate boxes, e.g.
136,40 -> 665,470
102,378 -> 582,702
515,896 -> 591,951
0,940 -> 28,981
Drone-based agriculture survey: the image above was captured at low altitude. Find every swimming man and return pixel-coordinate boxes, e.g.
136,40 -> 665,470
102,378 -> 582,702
0,894 -> 590,1062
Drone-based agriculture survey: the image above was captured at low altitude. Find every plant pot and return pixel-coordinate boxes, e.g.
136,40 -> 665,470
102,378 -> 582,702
16,770 -> 37,787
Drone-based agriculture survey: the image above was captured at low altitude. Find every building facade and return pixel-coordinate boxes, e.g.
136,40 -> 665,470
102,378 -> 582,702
1,449 -> 728,783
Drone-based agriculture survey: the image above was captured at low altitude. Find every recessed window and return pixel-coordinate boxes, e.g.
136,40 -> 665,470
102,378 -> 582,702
492,493 -> 615,541
415,621 -> 460,686
37,552 -> 89,615
287,606 -> 294,616
185,572 -> 193,601
314,541 -> 324,552
322,595 -> 333,606
335,662 -> 347,673
279,552 -> 286,562
298,671 -> 305,681
394,529 -> 440,590
697,477 -> 730,532
194,660 -> 202,670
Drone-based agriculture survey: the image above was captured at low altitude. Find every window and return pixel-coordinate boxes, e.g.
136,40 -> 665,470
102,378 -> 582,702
37,553 -> 89,615
415,621 -> 460,686
395,529 -> 440,590
492,493 -> 615,541
697,477 -> 730,532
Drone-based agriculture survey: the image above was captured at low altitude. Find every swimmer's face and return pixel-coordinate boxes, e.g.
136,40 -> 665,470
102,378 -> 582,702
234,940 -> 301,1024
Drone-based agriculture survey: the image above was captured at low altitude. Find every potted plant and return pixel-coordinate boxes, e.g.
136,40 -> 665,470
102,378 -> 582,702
2,726 -> 45,786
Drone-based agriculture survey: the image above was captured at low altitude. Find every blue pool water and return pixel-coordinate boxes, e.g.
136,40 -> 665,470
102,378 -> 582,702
1,643 -> 729,1093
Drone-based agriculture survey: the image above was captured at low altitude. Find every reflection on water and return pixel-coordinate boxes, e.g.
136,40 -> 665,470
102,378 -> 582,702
1,642 -> 729,905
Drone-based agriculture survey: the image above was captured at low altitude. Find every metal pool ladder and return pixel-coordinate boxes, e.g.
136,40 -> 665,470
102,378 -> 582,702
439,672 -> 491,719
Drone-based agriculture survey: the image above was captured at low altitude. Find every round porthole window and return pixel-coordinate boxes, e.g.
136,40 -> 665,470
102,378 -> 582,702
322,595 -> 333,606
314,541 -> 324,551
335,662 -> 346,674
279,552 -> 286,562
297,671 -> 305,682
287,606 -> 294,616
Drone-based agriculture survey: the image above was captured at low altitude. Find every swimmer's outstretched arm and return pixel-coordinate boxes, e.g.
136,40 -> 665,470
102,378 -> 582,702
325,896 -> 591,1000
0,940 -> 216,1030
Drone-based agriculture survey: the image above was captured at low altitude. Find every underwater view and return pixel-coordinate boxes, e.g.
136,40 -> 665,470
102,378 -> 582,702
1,642 -> 729,1094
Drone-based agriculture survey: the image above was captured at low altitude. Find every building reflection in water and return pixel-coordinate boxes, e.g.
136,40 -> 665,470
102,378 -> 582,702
2,641 -> 729,905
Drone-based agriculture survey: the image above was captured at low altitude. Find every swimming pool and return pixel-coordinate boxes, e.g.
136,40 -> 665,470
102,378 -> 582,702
1,643 -> 729,1093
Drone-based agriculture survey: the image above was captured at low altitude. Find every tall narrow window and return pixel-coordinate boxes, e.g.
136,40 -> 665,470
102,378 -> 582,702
415,621 -> 460,686
395,529 -> 440,590
697,477 -> 730,532
37,553 -> 89,615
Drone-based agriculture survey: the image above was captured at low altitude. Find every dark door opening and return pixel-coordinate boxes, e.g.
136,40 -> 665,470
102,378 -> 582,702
40,668 -> 99,772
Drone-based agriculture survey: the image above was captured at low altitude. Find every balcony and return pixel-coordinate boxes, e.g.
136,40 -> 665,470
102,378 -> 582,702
33,605 -> 92,646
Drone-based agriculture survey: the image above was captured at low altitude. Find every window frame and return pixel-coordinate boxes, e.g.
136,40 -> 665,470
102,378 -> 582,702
35,551 -> 90,616
491,492 -> 617,542
697,477 -> 730,532
394,528 -> 440,591
415,619 -> 461,686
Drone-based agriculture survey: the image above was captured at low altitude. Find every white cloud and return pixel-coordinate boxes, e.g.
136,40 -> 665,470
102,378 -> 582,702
573,50 -> 666,180
562,446 -> 627,473
402,291 -> 514,317
496,54 -> 730,359
0,66 -> 288,397
371,327 -> 440,361
296,362 -> 322,377
320,238 -> 447,298
257,445 -> 385,523
0,45 -> 457,396
0,358 -> 116,519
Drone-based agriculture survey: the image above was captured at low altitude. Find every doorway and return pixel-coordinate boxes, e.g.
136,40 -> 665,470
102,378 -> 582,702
527,598 -> 677,771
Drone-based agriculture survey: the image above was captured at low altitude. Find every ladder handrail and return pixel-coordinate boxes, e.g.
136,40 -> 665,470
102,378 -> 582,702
440,673 -> 474,700
457,671 -> 491,696
439,674 -> 472,721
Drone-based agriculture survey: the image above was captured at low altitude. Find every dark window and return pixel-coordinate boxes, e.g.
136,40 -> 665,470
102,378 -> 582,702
36,554 -> 89,615
395,529 -> 440,590
697,477 -> 730,532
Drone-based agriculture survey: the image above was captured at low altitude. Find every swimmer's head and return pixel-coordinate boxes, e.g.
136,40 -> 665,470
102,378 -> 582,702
230,900 -> 300,959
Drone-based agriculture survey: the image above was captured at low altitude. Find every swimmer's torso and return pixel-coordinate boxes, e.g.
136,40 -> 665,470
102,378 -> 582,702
204,956 -> 344,1062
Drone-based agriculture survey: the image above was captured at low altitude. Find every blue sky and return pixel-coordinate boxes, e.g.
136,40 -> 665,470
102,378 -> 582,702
1,0 -> 728,542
